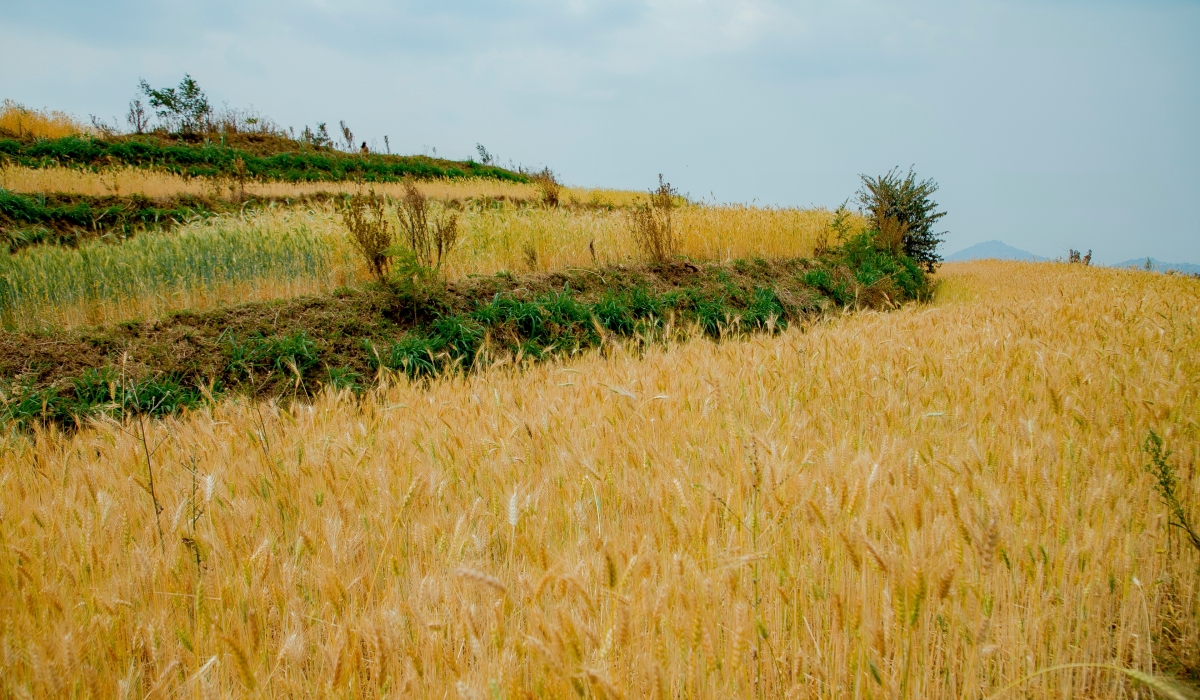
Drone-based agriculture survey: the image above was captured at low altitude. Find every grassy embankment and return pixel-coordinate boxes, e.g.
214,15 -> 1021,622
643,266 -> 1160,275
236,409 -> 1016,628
0,166 -> 667,253
0,135 -> 525,182
0,230 -> 921,427
0,261 -> 1196,697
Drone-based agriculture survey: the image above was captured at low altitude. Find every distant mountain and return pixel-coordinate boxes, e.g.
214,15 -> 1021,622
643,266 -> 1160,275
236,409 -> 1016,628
1113,258 -> 1200,275
945,240 -> 1045,262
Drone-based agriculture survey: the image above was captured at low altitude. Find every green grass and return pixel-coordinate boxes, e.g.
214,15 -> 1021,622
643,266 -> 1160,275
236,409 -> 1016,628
0,136 -> 526,183
1,369 -> 209,427
365,283 -> 791,379
0,188 -> 329,251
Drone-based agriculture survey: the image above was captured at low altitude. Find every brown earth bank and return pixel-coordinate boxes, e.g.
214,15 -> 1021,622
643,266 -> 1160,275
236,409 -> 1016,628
0,258 -> 836,408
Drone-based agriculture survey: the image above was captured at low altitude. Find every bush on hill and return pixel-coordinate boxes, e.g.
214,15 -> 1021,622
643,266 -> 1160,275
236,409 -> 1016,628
857,167 -> 947,272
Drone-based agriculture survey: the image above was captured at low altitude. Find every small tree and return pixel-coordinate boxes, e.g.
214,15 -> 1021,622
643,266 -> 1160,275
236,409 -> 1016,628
126,99 -> 149,134
857,167 -> 946,272
138,74 -> 212,134
301,123 -> 334,149
630,175 -> 679,264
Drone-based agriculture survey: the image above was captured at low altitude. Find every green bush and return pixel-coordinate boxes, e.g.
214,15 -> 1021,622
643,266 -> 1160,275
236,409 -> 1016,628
857,167 -> 946,272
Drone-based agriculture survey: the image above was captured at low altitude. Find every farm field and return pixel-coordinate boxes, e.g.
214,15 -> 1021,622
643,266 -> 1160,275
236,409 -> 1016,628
1,177 -> 844,330
2,101 -> 1198,698
1,259 -> 1198,697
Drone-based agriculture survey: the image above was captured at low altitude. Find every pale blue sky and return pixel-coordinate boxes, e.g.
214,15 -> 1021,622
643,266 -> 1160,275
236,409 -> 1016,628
2,0 -> 1198,263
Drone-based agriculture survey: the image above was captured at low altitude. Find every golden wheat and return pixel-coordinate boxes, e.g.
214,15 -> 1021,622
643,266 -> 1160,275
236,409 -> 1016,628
1,260 -> 1196,697
0,163 -> 655,206
0,163 -> 541,201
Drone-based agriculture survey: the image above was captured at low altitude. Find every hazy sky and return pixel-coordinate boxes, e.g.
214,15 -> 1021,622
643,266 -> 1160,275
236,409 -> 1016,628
3,0 -> 1198,263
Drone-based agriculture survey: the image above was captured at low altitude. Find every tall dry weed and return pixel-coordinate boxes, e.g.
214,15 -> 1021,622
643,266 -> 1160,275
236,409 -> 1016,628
630,175 -> 679,263
339,190 -> 394,280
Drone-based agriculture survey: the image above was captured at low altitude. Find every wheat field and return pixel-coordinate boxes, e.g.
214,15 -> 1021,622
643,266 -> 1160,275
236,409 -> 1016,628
1,260 -> 1196,697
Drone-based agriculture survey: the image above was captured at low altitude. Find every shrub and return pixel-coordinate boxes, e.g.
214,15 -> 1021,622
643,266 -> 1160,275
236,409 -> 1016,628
530,167 -> 562,207
630,175 -> 679,264
857,167 -> 946,272
837,231 -> 927,303
339,191 -> 394,281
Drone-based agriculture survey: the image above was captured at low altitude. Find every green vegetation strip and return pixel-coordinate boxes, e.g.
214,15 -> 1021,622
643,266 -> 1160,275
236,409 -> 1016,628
0,189 -> 339,251
0,233 -> 926,428
0,136 -> 526,183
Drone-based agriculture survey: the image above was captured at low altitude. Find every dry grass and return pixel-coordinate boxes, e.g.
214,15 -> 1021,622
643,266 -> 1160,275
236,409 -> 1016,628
2,260 -> 1197,697
0,164 -> 651,206
0,100 -> 91,140
445,202 -> 842,278
0,164 -> 543,200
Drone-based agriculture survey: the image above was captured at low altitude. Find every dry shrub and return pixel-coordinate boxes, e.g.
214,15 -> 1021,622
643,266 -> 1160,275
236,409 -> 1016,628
398,179 -> 459,269
630,175 -> 679,263
0,100 -> 89,139
339,190 -> 393,280
530,167 -> 562,208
